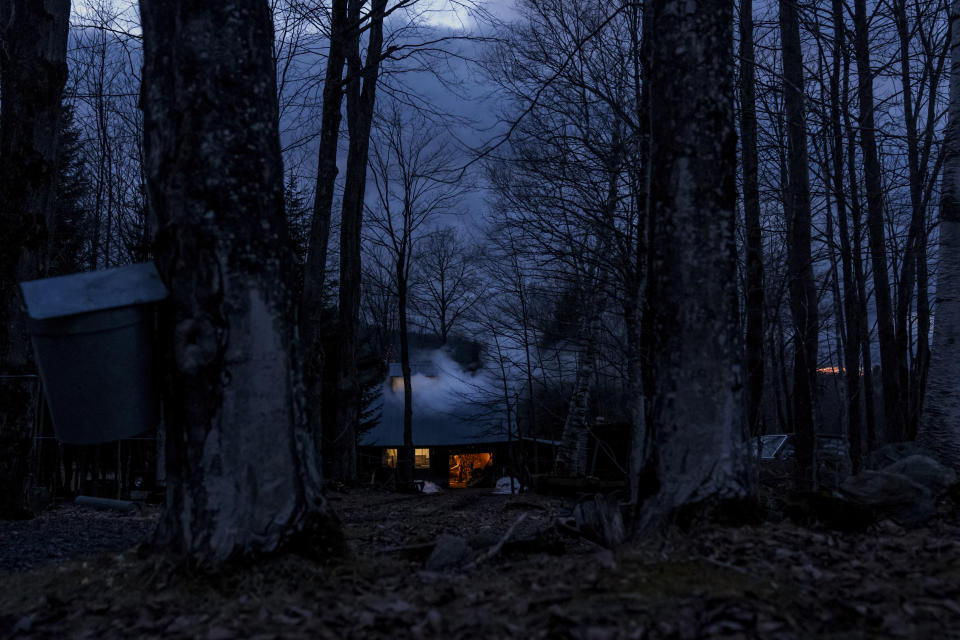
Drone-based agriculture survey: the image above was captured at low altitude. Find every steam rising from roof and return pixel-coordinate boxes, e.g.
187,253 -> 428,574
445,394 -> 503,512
364,349 -> 508,447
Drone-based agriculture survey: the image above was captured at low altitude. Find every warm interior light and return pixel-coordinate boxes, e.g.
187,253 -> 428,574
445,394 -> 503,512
448,452 -> 493,488
382,447 -> 430,469
415,448 -> 430,469
816,366 -> 865,375
382,448 -> 398,468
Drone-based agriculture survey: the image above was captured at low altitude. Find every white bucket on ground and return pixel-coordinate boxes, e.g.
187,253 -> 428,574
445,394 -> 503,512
421,480 -> 442,494
492,477 -> 524,494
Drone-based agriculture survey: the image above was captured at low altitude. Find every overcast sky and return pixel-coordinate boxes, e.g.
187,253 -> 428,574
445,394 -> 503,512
270,0 -> 525,238
420,0 -> 519,29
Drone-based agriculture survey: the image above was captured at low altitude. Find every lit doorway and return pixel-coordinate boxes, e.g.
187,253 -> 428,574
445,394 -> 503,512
448,452 -> 492,488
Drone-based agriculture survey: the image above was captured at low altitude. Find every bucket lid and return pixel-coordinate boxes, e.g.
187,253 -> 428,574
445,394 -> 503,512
19,262 -> 168,320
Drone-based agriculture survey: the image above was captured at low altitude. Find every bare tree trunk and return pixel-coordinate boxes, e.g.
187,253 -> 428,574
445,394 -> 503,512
488,330 -> 515,489
842,57 -> 878,450
919,0 -> 960,470
140,0 -> 336,563
911,5 -> 948,440
892,0 -> 936,440
891,0 -> 923,440
0,0 -> 70,517
300,0 -> 348,482
740,0 -> 764,439
625,277 -> 644,495
556,339 -> 595,477
330,0 -> 388,483
914,232 -> 931,435
853,0 -> 905,443
515,258 -> 538,443
558,152 -> 621,478
770,320 -> 789,433
780,0 -> 818,487
823,172 -> 846,373
634,0 -> 752,532
829,0 -> 864,471
627,0 -> 649,507
305,0 -> 348,302
397,260 -> 414,484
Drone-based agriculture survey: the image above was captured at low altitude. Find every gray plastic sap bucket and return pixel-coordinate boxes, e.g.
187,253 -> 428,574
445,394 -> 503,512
27,305 -> 159,444
19,263 -> 167,445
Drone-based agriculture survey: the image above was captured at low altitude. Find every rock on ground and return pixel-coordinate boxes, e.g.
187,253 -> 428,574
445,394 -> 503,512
424,534 -> 472,571
864,442 -> 937,470
840,470 -> 935,526
3,488 -> 960,638
883,455 -> 957,496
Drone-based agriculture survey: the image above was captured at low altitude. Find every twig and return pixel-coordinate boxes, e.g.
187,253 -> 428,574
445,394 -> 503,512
377,542 -> 437,556
701,555 -> 750,576
465,512 -> 528,570
553,518 -> 604,548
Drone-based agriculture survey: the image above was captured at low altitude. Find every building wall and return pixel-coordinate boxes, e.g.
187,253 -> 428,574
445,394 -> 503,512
359,443 -> 508,487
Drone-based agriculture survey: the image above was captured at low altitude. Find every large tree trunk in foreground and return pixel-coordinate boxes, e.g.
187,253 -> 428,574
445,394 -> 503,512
780,0 -> 818,486
140,0 -> 335,564
0,0 -> 70,517
634,0 -> 752,532
919,0 -> 960,471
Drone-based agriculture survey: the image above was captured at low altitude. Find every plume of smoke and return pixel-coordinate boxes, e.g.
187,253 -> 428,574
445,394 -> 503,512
368,348 -> 509,445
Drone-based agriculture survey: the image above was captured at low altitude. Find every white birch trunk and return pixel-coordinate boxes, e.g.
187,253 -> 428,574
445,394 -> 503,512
919,0 -> 960,470
557,282 -> 606,477
556,348 -> 594,477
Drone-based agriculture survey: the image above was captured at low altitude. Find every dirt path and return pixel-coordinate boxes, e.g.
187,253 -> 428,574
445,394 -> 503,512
2,488 -> 960,638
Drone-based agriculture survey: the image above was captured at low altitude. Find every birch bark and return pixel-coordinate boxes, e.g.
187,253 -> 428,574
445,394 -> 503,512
919,0 -> 960,471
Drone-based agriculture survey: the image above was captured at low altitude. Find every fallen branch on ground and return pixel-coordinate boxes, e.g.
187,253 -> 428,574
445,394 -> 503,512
465,513 -> 528,570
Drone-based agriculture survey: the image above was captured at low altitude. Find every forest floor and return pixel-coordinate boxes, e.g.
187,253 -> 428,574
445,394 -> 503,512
2,486 -> 960,639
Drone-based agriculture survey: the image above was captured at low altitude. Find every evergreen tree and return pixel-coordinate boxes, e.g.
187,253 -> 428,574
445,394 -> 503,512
50,103 -> 91,276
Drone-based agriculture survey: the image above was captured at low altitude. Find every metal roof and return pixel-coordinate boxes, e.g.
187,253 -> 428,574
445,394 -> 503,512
19,262 -> 168,320
758,434 -> 789,459
520,435 -> 561,446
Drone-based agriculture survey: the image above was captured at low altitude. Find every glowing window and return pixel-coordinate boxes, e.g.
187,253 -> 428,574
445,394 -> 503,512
448,452 -> 493,488
415,448 -> 430,469
382,448 -> 397,468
